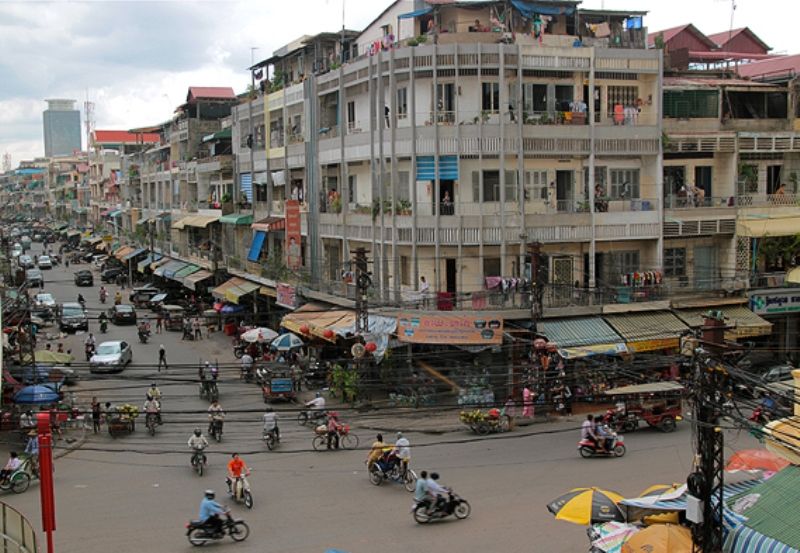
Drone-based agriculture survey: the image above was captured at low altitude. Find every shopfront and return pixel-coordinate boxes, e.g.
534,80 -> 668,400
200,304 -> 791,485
748,289 -> 800,362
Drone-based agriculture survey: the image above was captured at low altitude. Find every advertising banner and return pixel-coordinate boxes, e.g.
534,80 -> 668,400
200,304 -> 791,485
396,313 -> 503,345
285,199 -> 301,270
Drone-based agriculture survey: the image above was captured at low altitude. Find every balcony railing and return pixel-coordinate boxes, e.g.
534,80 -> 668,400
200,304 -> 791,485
664,195 -> 736,209
738,193 -> 800,208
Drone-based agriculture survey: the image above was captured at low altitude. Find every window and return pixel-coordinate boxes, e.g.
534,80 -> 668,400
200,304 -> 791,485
434,83 -> 455,121
255,183 -> 268,202
522,84 -> 548,113
663,90 -> 719,118
254,124 -> 266,148
504,171 -> 517,202
482,82 -> 500,112
607,251 -> 640,276
607,85 -> 639,114
555,85 -> 574,111
397,87 -> 408,119
397,171 -> 410,201
346,101 -> 356,130
400,255 -> 411,286
584,166 -> 607,196
483,257 -> 501,278
609,169 -> 640,199
347,175 -> 357,204
525,170 -> 548,201
664,248 -> 686,277
472,170 -> 500,202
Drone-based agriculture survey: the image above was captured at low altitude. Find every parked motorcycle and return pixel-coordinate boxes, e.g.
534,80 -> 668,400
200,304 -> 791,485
578,434 -> 626,458
412,490 -> 471,524
186,511 -> 249,546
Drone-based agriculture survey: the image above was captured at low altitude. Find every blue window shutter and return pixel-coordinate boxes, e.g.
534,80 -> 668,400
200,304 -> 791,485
247,231 -> 266,262
416,156 -> 458,180
240,173 -> 253,203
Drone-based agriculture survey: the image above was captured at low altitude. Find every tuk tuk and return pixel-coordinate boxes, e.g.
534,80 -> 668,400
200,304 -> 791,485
148,293 -> 169,312
130,286 -> 162,308
603,381 -> 684,433
260,365 -> 297,403
160,305 -> 185,331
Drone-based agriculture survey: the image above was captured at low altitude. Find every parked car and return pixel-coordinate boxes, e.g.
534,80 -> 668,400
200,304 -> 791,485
34,293 -> 56,308
109,304 -> 137,325
74,269 -> 94,287
20,236 -> 31,250
101,267 -> 125,283
18,254 -> 34,268
25,268 -> 43,287
32,232 -> 44,242
59,302 -> 88,332
89,341 -> 132,373
92,255 -> 108,268
37,255 -> 53,269
10,244 -> 21,258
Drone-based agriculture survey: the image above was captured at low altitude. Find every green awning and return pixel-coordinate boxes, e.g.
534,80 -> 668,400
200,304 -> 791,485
202,128 -> 232,143
538,317 -> 627,359
219,213 -> 254,225
173,264 -> 201,279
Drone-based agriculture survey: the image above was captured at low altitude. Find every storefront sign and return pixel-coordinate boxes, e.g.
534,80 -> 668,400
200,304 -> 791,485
626,337 -> 679,353
276,283 -> 297,309
396,313 -> 503,345
750,290 -> 800,315
285,200 -> 301,270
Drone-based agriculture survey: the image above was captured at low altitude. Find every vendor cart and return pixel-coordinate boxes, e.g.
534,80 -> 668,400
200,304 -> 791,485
107,414 -> 135,438
603,381 -> 684,433
459,408 -> 511,435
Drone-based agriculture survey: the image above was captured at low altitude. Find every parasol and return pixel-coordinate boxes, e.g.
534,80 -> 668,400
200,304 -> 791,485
725,448 -> 789,473
241,327 -> 279,344
547,487 -> 625,525
14,385 -> 60,405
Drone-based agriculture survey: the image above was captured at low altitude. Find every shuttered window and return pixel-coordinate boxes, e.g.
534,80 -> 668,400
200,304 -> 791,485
663,90 -> 719,118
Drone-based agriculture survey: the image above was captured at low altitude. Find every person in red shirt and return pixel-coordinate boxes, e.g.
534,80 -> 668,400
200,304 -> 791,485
226,452 -> 249,495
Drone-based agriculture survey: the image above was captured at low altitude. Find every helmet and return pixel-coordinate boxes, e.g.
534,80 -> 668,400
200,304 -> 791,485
265,406 -> 274,413
396,431 -> 403,438
194,428 -> 201,436
204,490 -> 215,499
151,382 -> 157,388
431,472 -> 440,480
315,392 -> 322,398
205,361 -> 210,367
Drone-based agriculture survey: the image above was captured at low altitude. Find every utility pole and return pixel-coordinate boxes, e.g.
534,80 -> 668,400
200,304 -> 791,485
352,247 -> 371,334
528,241 -> 544,331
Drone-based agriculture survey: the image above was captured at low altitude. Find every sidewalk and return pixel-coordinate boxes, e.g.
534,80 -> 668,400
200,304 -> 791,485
0,421 -> 86,461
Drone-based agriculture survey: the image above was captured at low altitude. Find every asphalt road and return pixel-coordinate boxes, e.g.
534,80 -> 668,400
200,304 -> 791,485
3,243 -> 761,553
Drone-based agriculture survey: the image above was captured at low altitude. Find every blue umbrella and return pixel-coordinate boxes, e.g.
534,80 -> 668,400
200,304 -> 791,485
221,304 -> 244,314
271,332 -> 304,351
14,385 -> 59,405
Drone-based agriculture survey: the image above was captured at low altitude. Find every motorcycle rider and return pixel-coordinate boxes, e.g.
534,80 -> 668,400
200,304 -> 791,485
98,311 -> 108,333
84,333 -> 96,361
581,414 -> 600,450
77,293 -> 86,307
198,490 -> 225,536
226,452 -> 249,495
138,320 -> 151,342
210,362 -> 219,381
99,286 -> 107,303
208,400 -> 224,435
262,406 -> 279,443
594,416 -> 614,453
305,391 -> 326,424
240,352 -> 254,380
143,395 -> 160,429
426,472 -> 448,513
147,382 -> 162,423
188,428 -> 209,465
414,470 -> 429,507
114,290 -> 122,305
394,431 -> 411,475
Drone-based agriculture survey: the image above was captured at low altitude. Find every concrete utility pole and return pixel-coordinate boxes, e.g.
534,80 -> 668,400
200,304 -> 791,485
352,247 -> 370,334
528,241 -> 544,331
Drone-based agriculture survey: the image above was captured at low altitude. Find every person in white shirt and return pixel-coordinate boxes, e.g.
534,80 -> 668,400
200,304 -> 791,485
0,452 -> 22,483
306,392 -> 326,411
262,407 -> 279,442
426,472 -> 447,512
188,428 -> 209,451
394,431 -> 411,474
241,353 -> 254,378
208,401 -> 225,434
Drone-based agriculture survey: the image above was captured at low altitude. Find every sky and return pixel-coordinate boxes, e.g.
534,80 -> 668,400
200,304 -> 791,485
0,0 -> 796,166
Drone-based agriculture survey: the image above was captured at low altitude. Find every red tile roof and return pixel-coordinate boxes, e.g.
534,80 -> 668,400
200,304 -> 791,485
737,54 -> 800,80
93,130 -> 160,144
707,27 -> 770,53
186,87 -> 236,103
647,23 -> 717,50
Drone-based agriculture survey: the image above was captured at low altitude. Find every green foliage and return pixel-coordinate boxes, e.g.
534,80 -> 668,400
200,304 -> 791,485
331,363 -> 360,404
758,234 -> 800,268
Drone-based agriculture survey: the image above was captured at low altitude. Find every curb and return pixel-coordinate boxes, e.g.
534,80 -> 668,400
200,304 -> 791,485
54,425 -> 87,459
353,415 -> 558,435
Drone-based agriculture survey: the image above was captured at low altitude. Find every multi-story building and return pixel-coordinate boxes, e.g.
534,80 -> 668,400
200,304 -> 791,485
42,99 -> 82,158
44,156 -> 90,225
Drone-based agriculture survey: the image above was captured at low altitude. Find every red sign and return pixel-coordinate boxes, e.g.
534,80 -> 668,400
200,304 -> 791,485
285,200 -> 301,270
396,313 -> 504,345
276,283 -> 297,309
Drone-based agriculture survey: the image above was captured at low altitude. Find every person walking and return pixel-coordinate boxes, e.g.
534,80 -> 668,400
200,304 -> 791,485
91,397 -> 102,434
157,345 -> 168,372
193,317 -> 202,340
155,312 -> 163,334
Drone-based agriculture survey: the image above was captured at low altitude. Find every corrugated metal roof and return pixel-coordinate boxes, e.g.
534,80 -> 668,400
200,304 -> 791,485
675,306 -> 771,338
737,53 -> 800,80
604,311 -> 689,342
538,317 -> 622,347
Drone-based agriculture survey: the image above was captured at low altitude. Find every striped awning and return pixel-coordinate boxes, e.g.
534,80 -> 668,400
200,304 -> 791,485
114,246 -> 135,260
173,264 -> 200,280
603,311 -> 690,353
211,277 -> 259,304
122,247 -> 147,261
675,306 -> 772,339
137,253 -> 162,273
538,317 -> 627,359
154,260 -> 185,278
183,270 -> 214,291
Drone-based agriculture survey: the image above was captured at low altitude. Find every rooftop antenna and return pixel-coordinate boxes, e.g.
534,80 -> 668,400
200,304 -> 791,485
728,0 -> 737,41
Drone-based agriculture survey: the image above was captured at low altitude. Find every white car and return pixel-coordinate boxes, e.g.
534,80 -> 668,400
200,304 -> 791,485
89,341 -> 133,373
37,255 -> 53,269
18,254 -> 34,268
11,244 -> 22,258
34,293 -> 56,308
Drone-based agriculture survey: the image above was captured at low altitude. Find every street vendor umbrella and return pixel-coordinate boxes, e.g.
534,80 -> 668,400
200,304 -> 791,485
29,350 -> 74,365
621,523 -> 692,553
14,385 -> 59,405
725,448 -> 789,473
241,327 -> 279,344
271,332 -> 304,351
638,483 -> 683,497
547,487 -> 625,525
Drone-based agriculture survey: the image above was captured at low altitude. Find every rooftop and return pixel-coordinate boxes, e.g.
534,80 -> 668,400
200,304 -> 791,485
737,53 -> 800,82
706,27 -> 771,53
186,87 -> 237,103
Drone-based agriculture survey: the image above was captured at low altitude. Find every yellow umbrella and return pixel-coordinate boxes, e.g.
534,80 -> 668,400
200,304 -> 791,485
546,487 -> 625,525
30,350 -> 74,365
639,483 -> 682,497
622,523 -> 692,553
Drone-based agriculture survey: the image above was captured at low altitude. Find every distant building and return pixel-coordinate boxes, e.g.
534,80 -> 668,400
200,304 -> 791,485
43,99 -> 81,157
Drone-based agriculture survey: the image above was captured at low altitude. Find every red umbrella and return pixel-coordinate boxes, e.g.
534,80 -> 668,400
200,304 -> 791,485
725,449 -> 789,473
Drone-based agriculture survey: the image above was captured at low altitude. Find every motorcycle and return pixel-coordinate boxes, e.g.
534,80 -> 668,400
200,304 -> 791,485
84,343 -> 95,362
99,319 -> 108,334
578,434 -> 626,458
199,379 -> 219,402
145,412 -> 159,436
230,473 -> 254,509
190,448 -> 207,476
369,455 -> 417,492
602,409 -> 638,434
138,327 -> 151,344
186,511 -> 249,546
209,417 -> 224,442
297,409 -> 327,427
412,490 -> 471,524
99,291 -> 107,304
262,427 -> 279,450
233,343 -> 246,359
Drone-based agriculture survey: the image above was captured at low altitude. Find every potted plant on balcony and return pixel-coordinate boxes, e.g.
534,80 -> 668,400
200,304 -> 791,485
396,199 -> 412,215
330,195 -> 342,214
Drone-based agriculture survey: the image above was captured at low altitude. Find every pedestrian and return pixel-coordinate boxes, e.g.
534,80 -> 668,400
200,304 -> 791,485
155,313 -> 163,334
91,396 -> 101,434
57,343 -> 64,354
193,317 -> 202,340
158,344 -> 168,372
522,386 -> 534,418
45,343 -> 51,351
65,257 -> 69,268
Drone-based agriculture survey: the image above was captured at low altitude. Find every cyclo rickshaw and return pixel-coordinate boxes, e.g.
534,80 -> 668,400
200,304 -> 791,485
602,381 -> 684,433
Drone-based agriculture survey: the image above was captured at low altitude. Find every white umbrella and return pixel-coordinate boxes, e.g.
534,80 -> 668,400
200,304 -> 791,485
241,327 -> 279,344
271,332 -> 304,351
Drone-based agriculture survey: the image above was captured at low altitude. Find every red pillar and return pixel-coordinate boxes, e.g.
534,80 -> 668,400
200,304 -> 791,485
36,412 -> 56,553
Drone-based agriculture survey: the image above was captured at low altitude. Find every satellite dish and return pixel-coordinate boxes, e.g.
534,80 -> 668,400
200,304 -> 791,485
351,343 -> 366,359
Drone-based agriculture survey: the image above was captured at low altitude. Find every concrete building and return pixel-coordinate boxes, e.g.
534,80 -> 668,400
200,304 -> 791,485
42,99 -> 82,158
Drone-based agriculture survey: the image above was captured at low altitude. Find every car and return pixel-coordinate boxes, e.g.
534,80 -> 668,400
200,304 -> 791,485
761,364 -> 795,384
37,255 -> 53,269
59,302 -> 88,332
101,267 -> 125,283
74,269 -> 94,287
25,268 -> 43,287
34,293 -> 56,308
108,304 -> 137,325
89,341 -> 132,373
18,255 -> 34,268
32,232 -> 44,242
92,255 -> 108,268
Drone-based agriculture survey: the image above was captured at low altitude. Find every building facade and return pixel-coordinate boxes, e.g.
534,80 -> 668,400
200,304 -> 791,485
42,99 -> 82,158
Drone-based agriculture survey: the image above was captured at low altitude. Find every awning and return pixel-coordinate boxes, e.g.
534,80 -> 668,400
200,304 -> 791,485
398,6 -> 433,18
162,261 -> 189,279
219,213 -> 254,225
283,303 -> 397,354
511,0 -> 576,18
184,214 -> 220,228
137,253 -> 163,273
786,267 -> 800,285
136,217 -> 154,226
183,269 -> 214,291
737,217 -> 800,238
100,208 -> 112,217
605,382 -> 685,396
251,217 -> 285,232
201,128 -> 232,143
247,231 -> 267,262
172,216 -> 190,230
108,210 -> 122,218
538,317 -> 627,359
88,237 -> 104,245
114,246 -> 135,260
150,256 -> 170,271
603,311 -> 690,353
675,306 -> 772,339
211,277 -> 260,304
66,230 -> 80,238
173,264 -> 201,280
122,247 -> 147,261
